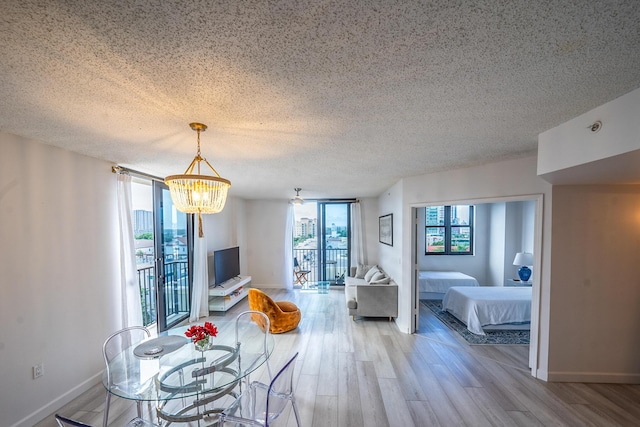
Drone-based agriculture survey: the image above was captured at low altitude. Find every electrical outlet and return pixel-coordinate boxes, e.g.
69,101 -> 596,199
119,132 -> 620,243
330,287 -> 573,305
33,363 -> 44,379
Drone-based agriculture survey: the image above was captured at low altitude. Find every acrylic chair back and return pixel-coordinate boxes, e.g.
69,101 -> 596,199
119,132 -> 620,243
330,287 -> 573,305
102,326 -> 151,427
264,352 -> 300,426
235,310 -> 273,383
55,414 -> 91,427
218,352 -> 301,427
56,413 -> 156,427
103,326 -> 151,368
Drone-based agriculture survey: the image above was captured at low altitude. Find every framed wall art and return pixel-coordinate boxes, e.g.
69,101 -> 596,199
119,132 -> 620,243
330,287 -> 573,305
379,214 -> 393,246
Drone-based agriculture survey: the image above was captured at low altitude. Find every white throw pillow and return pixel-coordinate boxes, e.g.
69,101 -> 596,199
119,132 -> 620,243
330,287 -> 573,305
370,275 -> 391,285
364,266 -> 380,282
355,264 -> 374,279
369,271 -> 386,283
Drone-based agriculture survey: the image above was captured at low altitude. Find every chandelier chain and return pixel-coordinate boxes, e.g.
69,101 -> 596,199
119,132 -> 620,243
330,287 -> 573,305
196,128 -> 201,174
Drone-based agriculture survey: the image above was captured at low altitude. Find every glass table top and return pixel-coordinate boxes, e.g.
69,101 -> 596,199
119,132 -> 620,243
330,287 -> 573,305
102,321 -> 274,402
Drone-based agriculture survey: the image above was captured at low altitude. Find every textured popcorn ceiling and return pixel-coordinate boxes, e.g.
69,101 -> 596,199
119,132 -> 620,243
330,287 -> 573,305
1,0 -> 639,199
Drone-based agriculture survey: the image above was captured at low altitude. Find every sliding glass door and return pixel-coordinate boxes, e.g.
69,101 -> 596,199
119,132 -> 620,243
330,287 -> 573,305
293,200 -> 353,286
318,201 -> 351,284
153,182 -> 192,332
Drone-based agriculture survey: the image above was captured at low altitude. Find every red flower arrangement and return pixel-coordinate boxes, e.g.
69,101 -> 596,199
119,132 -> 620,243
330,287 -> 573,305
185,321 -> 218,346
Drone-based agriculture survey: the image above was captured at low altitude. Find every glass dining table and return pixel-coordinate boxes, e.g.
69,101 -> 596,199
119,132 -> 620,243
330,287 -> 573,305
103,321 -> 274,424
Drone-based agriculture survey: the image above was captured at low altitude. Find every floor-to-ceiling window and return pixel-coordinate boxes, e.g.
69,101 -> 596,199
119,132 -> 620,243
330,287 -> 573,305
318,201 -> 351,284
293,199 -> 354,286
293,201 -> 318,284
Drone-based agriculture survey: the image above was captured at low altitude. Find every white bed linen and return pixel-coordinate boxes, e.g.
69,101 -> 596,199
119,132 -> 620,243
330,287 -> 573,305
419,271 -> 479,293
441,286 -> 532,335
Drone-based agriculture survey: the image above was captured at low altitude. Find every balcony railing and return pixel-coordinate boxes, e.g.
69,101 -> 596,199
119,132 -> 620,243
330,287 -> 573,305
137,260 -> 189,327
137,265 -> 156,326
139,249 -> 349,327
294,248 -> 349,285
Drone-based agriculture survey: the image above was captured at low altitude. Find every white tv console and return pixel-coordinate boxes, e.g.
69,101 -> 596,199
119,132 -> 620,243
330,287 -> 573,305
208,275 -> 251,312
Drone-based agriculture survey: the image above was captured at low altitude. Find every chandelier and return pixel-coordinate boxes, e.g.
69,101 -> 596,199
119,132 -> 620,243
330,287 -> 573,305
165,123 -> 231,237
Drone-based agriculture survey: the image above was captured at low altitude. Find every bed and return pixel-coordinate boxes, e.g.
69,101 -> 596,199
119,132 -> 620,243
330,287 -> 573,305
419,271 -> 479,299
441,286 -> 532,335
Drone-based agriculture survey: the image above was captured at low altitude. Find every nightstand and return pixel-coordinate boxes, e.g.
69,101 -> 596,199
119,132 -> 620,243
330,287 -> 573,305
506,279 -> 532,287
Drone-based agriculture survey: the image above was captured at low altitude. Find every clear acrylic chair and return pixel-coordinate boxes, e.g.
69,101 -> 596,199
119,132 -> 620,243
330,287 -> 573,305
55,415 -> 91,427
218,352 -> 301,427
102,326 -> 151,427
55,413 -> 156,427
235,310 -> 273,389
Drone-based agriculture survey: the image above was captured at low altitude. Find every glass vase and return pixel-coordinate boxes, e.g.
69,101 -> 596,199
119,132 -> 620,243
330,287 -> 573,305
194,336 -> 212,352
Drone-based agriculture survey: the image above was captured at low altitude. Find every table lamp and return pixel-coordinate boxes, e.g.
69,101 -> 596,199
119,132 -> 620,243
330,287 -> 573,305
513,252 -> 533,282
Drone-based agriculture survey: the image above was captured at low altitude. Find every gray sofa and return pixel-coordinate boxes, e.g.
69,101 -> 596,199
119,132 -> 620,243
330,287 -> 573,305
345,266 -> 398,320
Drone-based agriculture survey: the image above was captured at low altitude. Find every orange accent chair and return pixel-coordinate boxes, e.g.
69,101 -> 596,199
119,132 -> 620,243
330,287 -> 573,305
248,289 -> 301,334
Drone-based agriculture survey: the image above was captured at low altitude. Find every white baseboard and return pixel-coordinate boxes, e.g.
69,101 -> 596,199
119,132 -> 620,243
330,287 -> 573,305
547,371 -> 640,384
10,371 -> 103,427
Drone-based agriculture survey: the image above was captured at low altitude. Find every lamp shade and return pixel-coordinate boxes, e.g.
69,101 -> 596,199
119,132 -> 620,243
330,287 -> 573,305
513,252 -> 533,266
166,173 -> 230,214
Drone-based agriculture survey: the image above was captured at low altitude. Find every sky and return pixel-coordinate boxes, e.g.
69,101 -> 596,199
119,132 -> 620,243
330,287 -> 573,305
294,202 -> 317,220
294,202 -> 348,227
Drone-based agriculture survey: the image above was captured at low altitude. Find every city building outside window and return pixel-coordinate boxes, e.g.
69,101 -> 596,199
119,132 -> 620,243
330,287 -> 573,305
425,205 -> 474,255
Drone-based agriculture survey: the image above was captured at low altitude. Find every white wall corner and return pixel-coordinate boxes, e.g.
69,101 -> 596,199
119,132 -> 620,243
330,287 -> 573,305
538,87 -> 640,182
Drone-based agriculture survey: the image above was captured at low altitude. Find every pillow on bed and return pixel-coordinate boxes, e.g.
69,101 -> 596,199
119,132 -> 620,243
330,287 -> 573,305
369,271 -> 390,284
355,264 -> 374,279
364,266 -> 380,282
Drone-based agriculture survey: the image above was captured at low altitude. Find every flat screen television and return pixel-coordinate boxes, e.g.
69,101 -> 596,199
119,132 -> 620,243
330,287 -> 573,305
213,246 -> 240,285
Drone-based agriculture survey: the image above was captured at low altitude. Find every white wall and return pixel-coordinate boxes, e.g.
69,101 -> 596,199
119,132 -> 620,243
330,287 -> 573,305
487,202 -> 506,286
522,200 -> 535,253
377,180 -> 406,328
204,197 -> 242,252
203,196 -> 248,276
538,87 -> 640,177
1,133 -> 121,427
507,200 -> 536,282
378,181 -> 404,280
244,200 -> 289,287
548,185 -> 640,382
359,197 -> 380,265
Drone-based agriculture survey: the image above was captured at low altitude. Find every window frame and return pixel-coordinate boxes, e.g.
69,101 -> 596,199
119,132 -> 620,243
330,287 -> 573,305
424,205 -> 474,255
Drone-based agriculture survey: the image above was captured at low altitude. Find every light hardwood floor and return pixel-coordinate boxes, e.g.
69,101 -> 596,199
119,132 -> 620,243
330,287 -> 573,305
35,288 -> 640,427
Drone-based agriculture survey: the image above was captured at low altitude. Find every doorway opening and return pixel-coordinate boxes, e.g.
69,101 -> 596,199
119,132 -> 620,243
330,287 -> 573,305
412,195 -> 543,375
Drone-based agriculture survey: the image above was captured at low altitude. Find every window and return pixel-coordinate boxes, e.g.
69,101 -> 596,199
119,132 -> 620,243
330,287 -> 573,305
425,205 -> 474,255
293,200 -> 353,285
